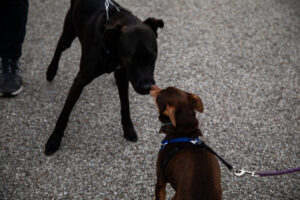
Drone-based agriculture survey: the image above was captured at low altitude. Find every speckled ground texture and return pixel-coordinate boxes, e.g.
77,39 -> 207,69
0,0 -> 299,199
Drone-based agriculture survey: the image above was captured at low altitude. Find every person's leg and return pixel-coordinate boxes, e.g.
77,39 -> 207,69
0,0 -> 29,58
0,0 -> 29,96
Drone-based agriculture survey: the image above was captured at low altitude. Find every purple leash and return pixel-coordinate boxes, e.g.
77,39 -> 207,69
256,167 -> 300,177
233,167 -> 300,177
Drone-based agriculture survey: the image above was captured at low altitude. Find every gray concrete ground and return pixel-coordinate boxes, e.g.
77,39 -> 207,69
0,0 -> 299,199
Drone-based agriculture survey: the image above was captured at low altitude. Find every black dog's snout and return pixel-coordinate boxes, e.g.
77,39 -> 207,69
141,83 -> 153,92
137,80 -> 155,95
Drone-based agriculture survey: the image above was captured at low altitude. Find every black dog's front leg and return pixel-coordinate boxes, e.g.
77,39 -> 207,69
114,68 -> 138,142
45,73 -> 93,155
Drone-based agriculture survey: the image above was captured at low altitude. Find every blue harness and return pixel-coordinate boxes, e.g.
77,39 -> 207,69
160,137 -> 202,151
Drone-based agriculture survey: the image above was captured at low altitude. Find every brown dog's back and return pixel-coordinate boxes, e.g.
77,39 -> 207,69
158,145 -> 222,200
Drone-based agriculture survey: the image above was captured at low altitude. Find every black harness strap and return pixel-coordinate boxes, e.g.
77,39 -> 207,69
161,146 -> 181,181
161,141 -> 233,181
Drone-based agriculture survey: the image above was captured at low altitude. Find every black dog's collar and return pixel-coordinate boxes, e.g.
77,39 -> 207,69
104,50 -> 122,73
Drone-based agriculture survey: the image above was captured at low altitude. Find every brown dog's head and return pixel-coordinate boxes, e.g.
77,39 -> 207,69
104,18 -> 164,95
150,86 -> 204,136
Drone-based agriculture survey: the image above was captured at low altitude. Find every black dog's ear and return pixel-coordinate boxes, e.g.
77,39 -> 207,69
104,24 -> 123,43
143,17 -> 164,37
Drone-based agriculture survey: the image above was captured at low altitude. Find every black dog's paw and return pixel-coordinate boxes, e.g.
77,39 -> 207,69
123,126 -> 138,142
46,63 -> 58,82
44,134 -> 62,156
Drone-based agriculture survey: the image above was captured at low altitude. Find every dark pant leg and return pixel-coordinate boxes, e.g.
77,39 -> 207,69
0,0 -> 29,59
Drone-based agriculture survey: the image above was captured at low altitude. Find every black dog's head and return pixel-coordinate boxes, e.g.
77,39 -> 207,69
104,18 -> 164,95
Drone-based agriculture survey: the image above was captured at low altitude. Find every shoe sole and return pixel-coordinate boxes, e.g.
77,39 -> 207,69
0,86 -> 23,97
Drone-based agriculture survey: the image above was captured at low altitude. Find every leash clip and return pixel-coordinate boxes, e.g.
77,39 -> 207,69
233,168 -> 259,177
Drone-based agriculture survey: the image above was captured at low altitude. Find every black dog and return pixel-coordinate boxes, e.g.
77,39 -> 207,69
45,0 -> 164,155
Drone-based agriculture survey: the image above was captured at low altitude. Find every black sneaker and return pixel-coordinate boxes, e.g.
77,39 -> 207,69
0,58 -> 23,97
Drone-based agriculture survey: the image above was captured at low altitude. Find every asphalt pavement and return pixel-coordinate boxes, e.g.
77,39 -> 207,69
0,0 -> 299,199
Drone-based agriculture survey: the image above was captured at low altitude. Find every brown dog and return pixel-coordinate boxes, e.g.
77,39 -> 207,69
150,86 -> 222,200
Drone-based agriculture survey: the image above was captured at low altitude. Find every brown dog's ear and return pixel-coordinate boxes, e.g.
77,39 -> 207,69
188,94 -> 204,113
104,24 -> 123,43
143,18 -> 164,37
163,104 -> 176,126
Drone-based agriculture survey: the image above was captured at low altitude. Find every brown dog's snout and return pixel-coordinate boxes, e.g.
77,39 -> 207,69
150,85 -> 161,98
150,85 -> 161,113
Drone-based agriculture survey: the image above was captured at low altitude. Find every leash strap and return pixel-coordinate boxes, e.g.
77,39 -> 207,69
105,0 -> 120,20
205,145 -> 300,177
198,143 -> 233,171
160,137 -> 300,178
257,167 -> 300,177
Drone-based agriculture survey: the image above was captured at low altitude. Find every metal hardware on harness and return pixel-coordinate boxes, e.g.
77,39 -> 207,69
105,0 -> 120,20
233,168 -> 259,177
190,138 -> 199,144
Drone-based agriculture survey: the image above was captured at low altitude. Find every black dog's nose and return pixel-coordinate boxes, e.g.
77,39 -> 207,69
141,83 -> 153,92
138,80 -> 156,94
134,79 -> 156,95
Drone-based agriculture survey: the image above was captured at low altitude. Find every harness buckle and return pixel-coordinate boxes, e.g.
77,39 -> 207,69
190,139 -> 198,144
